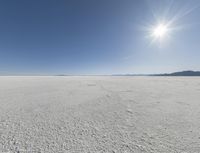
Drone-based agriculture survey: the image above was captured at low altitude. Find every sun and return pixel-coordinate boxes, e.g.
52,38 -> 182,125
143,20 -> 175,44
152,24 -> 168,39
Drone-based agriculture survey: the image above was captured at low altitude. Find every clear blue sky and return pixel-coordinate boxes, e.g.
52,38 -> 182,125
0,0 -> 200,75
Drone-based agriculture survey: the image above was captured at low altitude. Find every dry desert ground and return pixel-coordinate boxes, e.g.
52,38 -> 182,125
0,76 -> 200,153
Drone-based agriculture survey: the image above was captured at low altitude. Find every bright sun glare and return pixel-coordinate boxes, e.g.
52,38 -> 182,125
152,24 -> 168,39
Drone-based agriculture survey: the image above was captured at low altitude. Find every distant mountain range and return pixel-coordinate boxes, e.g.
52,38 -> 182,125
152,71 -> 200,76
55,71 -> 200,76
113,71 -> 200,76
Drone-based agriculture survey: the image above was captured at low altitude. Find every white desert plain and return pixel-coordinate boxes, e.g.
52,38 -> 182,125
0,76 -> 200,153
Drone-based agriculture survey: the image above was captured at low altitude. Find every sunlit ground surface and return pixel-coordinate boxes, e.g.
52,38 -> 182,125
0,76 -> 200,153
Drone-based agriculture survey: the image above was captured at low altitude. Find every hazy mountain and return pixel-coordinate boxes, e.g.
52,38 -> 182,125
113,70 -> 200,76
153,71 -> 200,76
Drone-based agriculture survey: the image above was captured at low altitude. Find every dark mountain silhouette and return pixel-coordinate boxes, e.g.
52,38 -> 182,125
153,70 -> 200,76
112,70 -> 200,76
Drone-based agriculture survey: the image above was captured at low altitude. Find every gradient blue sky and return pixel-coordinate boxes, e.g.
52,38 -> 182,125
0,0 -> 200,75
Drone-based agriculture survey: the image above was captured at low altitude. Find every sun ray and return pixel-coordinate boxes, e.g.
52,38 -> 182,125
142,0 -> 200,46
